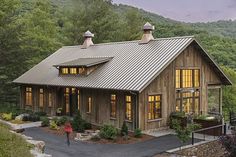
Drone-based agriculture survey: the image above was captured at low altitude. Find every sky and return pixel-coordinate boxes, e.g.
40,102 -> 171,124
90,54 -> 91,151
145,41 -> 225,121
112,0 -> 236,23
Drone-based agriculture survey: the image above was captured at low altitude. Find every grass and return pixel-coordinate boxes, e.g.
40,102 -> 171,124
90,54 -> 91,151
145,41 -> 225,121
0,123 -> 33,157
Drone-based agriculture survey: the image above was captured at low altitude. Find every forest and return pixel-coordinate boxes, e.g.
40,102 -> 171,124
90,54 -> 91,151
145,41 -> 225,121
0,0 -> 236,117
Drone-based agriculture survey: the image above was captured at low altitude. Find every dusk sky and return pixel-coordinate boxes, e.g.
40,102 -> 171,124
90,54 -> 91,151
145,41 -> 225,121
112,0 -> 236,23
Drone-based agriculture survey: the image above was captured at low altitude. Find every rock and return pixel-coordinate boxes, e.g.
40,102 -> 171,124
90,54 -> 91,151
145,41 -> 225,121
15,113 -> 29,121
27,140 -> 45,153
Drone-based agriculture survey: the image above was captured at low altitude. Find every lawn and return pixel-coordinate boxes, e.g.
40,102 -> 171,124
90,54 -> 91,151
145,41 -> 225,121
0,123 -> 33,157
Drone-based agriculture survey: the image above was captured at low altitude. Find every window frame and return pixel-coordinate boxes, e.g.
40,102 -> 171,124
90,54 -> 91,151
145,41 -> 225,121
175,69 -> 200,89
39,88 -> 44,108
25,87 -> 32,106
148,95 -> 162,121
87,97 -> 92,114
110,94 -> 117,119
125,95 -> 132,121
48,92 -> 52,107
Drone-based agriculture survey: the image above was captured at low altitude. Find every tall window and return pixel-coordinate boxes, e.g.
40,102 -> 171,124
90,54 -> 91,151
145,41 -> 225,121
61,68 -> 69,74
39,88 -> 44,107
48,92 -> 52,107
87,97 -> 92,113
110,94 -> 116,118
148,95 -> 162,120
175,69 -> 200,114
25,87 -> 32,106
64,88 -> 70,113
77,90 -> 80,111
176,91 -> 200,114
176,69 -> 200,88
125,96 -> 132,121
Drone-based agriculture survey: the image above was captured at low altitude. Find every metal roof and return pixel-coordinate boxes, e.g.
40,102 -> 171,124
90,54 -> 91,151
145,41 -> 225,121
53,57 -> 112,67
13,36 -> 231,92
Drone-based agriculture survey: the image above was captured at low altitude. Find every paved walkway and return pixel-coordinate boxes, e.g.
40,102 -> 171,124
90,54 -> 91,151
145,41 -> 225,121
23,127 -> 201,157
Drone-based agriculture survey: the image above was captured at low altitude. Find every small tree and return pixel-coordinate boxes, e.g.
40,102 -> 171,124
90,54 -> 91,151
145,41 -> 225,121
72,111 -> 84,133
172,119 -> 200,149
121,121 -> 128,136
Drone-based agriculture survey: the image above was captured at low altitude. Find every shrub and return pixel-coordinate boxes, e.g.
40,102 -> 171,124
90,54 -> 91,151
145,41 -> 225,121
84,122 -> 92,130
72,111 -> 85,132
170,111 -> 186,118
220,132 -> 236,157
52,117 -> 59,125
28,114 -> 40,122
50,121 -> 58,130
58,116 -> 69,126
40,117 -> 49,127
34,112 -> 47,117
99,124 -> 118,140
2,113 -> 12,121
121,121 -> 128,136
134,128 -> 142,138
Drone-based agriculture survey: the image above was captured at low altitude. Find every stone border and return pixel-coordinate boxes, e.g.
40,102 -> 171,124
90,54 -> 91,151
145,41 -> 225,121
0,119 -> 42,130
166,139 -> 217,153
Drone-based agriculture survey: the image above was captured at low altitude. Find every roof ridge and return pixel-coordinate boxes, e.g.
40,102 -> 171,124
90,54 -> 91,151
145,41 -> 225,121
62,35 -> 195,48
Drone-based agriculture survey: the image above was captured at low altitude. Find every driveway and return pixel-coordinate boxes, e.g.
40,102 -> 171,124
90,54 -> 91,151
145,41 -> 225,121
23,127 -> 200,157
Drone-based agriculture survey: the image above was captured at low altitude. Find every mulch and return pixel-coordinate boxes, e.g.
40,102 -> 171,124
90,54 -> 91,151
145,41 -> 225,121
41,126 -> 154,144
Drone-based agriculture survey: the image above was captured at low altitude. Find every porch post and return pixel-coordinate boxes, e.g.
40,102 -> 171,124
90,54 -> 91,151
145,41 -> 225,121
219,86 -> 223,115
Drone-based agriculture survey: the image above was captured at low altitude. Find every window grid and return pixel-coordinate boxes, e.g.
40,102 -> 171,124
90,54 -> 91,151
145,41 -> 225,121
25,87 -> 32,106
87,97 -> 92,113
125,96 -> 132,121
39,88 -> 44,107
148,95 -> 161,120
110,94 -> 116,118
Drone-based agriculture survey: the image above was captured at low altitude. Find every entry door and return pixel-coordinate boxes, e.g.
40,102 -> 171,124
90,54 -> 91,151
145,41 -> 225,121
70,88 -> 77,116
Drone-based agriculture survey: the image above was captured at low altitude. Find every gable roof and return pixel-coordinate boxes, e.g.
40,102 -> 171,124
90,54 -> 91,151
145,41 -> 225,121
13,36 -> 232,92
53,57 -> 112,67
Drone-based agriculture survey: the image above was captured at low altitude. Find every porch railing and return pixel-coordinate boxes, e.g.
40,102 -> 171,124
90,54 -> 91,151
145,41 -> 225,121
191,123 -> 227,145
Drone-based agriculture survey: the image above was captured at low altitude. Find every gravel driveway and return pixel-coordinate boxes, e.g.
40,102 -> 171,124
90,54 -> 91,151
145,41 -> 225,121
23,127 -> 200,157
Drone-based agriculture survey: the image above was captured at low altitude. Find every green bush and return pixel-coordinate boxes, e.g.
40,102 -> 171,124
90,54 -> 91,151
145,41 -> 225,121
170,111 -> 186,118
52,117 -> 59,125
58,116 -> 69,126
134,128 -> 142,138
40,117 -> 49,127
84,122 -> 92,130
28,114 -> 40,122
99,124 -> 118,140
2,113 -> 12,121
72,111 -> 85,132
50,121 -> 58,130
34,112 -> 47,117
121,121 -> 128,136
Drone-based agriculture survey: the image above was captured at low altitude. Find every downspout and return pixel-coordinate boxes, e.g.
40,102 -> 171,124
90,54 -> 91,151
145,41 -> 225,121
130,91 -> 139,130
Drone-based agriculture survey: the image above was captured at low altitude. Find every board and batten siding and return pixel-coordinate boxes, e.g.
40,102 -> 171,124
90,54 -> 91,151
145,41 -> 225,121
139,43 -> 223,130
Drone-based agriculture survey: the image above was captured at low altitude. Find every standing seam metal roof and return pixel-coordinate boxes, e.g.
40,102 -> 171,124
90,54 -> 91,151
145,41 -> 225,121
13,36 -> 231,92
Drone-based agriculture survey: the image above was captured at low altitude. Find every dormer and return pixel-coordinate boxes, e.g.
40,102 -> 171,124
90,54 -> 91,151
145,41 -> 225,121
54,57 -> 113,76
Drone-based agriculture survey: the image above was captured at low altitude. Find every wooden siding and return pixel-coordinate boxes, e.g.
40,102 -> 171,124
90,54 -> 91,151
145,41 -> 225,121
138,43 -> 223,130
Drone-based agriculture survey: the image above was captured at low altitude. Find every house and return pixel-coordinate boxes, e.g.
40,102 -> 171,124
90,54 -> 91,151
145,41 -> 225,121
13,22 -> 232,131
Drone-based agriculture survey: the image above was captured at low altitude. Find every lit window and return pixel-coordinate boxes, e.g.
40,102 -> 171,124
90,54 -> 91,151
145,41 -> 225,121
182,70 -> 193,88
110,94 -> 116,118
25,87 -> 32,106
39,88 -> 44,107
77,90 -> 80,111
148,95 -> 161,120
61,68 -> 69,74
194,69 -> 200,87
125,96 -> 132,121
70,68 -> 77,74
175,91 -> 200,114
176,70 -> 181,88
64,88 -> 70,113
175,69 -> 200,88
48,92 -> 52,107
87,97 -> 92,113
